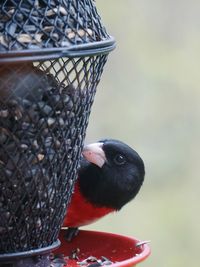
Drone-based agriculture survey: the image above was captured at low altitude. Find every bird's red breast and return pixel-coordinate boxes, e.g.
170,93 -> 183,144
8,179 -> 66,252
63,180 -> 115,228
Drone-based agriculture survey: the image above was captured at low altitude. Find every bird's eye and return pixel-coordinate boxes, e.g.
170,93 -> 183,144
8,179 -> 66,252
113,154 -> 126,165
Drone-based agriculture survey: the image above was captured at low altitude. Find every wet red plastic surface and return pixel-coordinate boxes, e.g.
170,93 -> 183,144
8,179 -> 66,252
55,229 -> 150,267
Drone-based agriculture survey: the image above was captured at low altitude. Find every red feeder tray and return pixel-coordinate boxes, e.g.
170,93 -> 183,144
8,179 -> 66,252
55,229 -> 151,267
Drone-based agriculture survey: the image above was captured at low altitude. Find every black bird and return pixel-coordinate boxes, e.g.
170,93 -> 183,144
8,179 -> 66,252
63,139 -> 145,240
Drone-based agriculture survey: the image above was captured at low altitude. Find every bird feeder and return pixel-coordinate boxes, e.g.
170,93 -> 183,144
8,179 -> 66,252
0,0 -> 115,266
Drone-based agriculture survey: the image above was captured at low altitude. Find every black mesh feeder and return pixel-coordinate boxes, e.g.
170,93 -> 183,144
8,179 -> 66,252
0,0 -> 115,266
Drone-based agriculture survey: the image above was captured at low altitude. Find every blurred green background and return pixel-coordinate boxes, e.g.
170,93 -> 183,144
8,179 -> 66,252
83,1 -> 200,266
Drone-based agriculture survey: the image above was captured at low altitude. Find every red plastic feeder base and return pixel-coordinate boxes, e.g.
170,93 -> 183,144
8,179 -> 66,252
55,229 -> 151,267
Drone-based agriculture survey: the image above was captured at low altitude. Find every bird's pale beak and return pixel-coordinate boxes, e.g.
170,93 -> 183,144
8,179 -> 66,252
82,142 -> 106,168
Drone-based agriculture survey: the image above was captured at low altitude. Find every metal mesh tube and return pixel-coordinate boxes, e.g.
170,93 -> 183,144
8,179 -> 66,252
0,55 -> 108,255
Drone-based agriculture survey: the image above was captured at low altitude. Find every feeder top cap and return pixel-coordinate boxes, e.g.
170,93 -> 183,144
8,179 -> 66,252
0,0 -> 115,62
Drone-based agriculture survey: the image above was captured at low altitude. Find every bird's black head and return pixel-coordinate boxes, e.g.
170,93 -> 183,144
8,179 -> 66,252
78,139 -> 145,210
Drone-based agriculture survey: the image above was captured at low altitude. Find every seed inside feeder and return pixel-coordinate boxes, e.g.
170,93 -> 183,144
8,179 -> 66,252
0,63 -> 83,252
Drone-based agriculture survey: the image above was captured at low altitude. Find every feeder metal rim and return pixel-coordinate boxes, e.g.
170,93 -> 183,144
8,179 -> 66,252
0,239 -> 60,262
0,37 -> 116,63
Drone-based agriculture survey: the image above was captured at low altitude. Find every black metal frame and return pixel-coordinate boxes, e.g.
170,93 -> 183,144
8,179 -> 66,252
0,38 -> 115,62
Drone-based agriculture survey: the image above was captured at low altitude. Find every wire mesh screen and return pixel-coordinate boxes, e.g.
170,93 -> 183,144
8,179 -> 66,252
0,0 -> 109,52
0,54 -> 108,254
